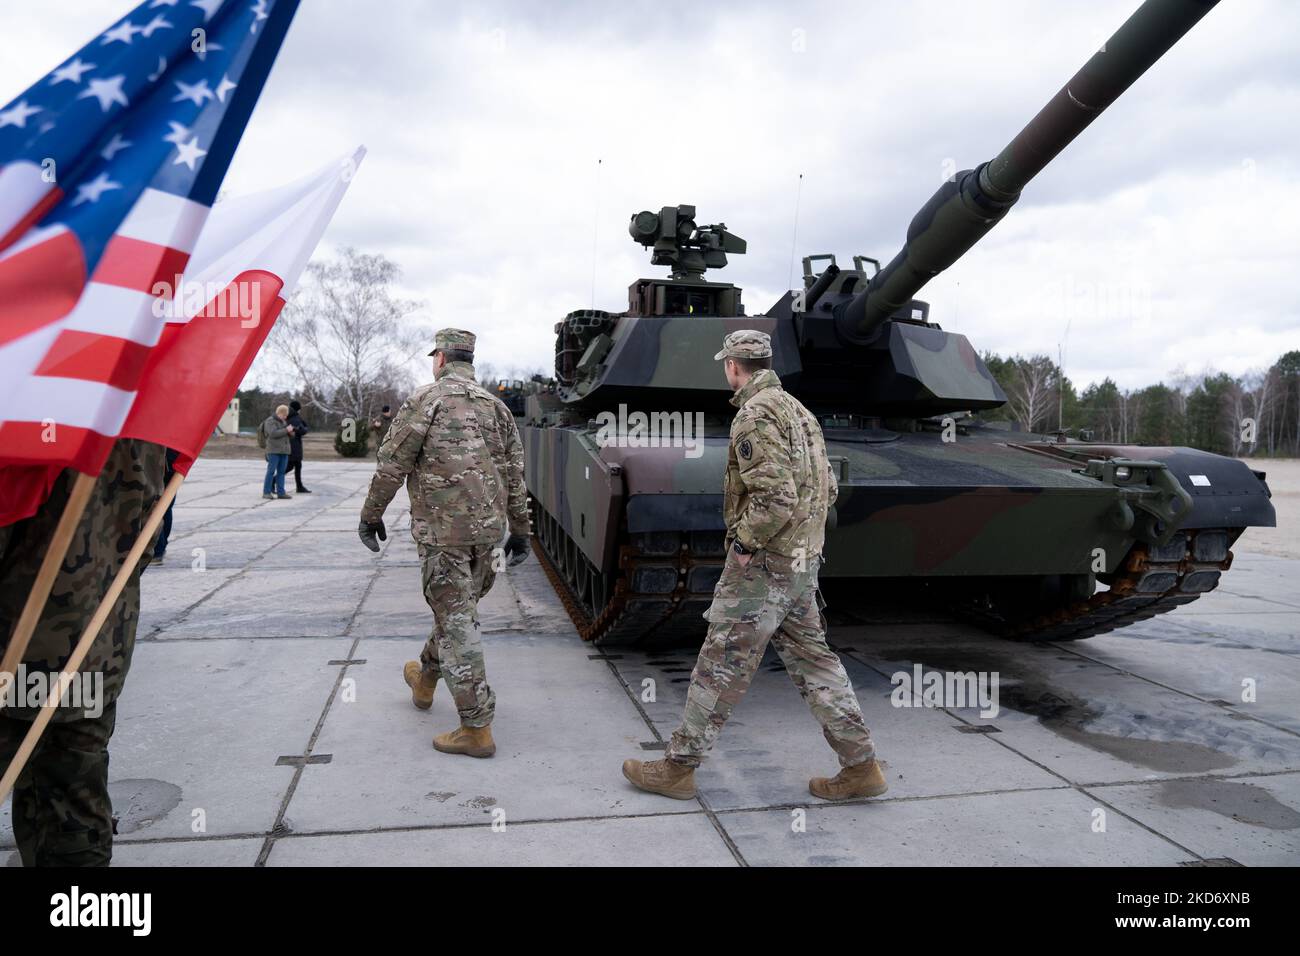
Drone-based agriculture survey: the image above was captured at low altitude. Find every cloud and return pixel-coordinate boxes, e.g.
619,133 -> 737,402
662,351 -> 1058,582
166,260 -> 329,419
5,0 -> 1298,391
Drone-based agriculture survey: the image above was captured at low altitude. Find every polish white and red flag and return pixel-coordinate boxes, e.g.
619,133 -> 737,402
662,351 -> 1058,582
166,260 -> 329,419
0,0 -> 301,525
119,147 -> 365,470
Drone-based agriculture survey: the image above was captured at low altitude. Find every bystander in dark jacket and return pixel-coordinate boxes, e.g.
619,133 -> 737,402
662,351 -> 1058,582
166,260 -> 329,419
286,400 -> 312,493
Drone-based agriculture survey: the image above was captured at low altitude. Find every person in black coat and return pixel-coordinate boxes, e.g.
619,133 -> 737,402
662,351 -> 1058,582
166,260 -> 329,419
151,447 -> 180,564
287,400 -> 312,493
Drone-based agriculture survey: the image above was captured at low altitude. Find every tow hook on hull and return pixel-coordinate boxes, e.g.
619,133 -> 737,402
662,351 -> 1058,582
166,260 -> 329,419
1079,458 -> 1194,548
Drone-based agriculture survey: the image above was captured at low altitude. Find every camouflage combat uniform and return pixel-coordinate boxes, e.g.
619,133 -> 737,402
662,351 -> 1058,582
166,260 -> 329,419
360,329 -> 529,728
665,332 -> 875,769
0,438 -> 165,866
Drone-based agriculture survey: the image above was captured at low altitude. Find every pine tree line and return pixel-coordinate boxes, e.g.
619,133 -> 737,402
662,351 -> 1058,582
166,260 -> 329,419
981,350 -> 1300,457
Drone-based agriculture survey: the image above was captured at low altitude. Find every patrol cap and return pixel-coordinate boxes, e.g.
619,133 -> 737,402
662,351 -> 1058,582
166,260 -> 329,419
429,328 -> 476,356
713,329 -> 772,361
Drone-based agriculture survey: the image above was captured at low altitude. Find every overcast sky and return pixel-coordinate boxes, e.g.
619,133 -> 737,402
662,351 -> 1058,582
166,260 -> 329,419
6,0 -> 1298,392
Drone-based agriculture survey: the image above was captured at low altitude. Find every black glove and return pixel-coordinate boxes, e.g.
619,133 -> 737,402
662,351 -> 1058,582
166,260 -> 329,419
503,533 -> 529,567
358,518 -> 387,553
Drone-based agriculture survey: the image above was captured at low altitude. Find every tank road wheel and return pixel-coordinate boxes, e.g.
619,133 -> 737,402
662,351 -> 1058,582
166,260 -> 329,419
564,536 -> 580,586
544,513 -> 560,563
556,528 -> 569,578
588,563 -> 611,618
544,512 -> 555,551
574,551 -> 591,605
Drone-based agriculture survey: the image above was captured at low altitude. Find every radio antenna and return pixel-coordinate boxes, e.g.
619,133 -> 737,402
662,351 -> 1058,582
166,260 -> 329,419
591,158 -> 602,310
787,173 -> 804,292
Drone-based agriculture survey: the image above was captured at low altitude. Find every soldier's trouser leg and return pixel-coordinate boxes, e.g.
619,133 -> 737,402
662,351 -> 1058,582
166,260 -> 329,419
769,590 -> 875,768
0,702 -> 117,867
666,551 -> 804,767
417,544 -> 497,727
667,553 -> 875,768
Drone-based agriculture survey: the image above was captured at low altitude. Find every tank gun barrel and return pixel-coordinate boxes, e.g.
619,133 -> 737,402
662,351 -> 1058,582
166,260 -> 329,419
838,0 -> 1218,343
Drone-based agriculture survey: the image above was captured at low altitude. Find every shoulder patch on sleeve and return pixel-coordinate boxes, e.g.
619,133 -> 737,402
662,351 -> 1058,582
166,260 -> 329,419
738,437 -> 753,460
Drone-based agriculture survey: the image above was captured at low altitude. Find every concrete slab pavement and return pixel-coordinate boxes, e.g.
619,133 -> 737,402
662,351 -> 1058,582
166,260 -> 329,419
3,459 -> 1297,868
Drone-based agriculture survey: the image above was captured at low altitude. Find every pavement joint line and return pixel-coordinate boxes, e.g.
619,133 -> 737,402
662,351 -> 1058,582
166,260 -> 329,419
254,544 -> 386,867
138,630 -> 529,643
87,465 -> 1300,864
847,648 -> 1300,799
137,634 -> 358,644
1176,608 -> 1300,616
1212,588 -> 1300,611
72,775 -> 1217,853
700,767 -> 1300,816
142,491 -> 400,640
507,565 -> 547,633
26,768 -> 1300,855
1071,783 -> 1205,860
140,523 -> 301,639
275,754 -> 334,767
97,806 -> 713,851
594,652 -> 748,867
1051,642 -> 1300,740
1078,767 -> 1300,789
834,643 -> 1210,860
837,631 -> 1300,744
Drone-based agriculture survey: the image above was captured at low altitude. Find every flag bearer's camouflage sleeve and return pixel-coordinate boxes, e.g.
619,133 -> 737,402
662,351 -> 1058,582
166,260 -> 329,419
499,405 -> 530,536
827,458 -> 840,507
360,394 -> 437,524
731,408 -> 798,552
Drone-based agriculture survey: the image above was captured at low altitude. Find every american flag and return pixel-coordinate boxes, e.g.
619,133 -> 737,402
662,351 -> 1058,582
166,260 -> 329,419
0,0 -> 300,523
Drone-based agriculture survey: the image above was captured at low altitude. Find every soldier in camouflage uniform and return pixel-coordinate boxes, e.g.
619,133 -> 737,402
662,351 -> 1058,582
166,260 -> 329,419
622,331 -> 886,802
358,328 -> 530,758
0,438 -> 165,866
370,405 -> 394,458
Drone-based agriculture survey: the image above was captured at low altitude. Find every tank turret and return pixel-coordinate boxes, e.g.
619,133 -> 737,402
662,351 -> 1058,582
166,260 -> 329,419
523,0 -> 1275,649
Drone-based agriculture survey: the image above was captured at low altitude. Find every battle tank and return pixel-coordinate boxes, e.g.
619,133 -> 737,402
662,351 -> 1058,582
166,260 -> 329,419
521,0 -> 1276,647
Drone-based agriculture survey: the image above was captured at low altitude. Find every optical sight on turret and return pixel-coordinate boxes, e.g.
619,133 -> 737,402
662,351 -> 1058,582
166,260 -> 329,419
628,204 -> 746,280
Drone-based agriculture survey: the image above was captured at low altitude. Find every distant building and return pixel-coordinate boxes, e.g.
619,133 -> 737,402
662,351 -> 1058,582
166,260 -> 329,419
218,397 -> 240,435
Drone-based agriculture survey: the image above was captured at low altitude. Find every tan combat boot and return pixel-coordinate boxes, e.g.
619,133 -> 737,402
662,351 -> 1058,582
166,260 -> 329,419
622,758 -> 696,800
809,759 -> 888,801
433,724 -> 496,758
403,661 -> 437,710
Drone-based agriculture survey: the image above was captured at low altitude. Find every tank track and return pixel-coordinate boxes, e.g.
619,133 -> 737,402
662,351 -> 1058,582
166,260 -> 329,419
535,510 -> 1235,645
532,516 -> 724,647
951,527 -> 1236,642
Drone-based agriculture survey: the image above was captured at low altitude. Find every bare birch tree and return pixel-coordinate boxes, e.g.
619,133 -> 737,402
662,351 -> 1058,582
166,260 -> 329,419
270,247 -> 429,424
1004,354 -> 1057,432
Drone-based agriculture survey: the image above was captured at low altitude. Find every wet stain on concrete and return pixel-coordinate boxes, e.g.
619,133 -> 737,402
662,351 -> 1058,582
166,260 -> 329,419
461,795 -> 496,810
1052,724 -> 1236,773
1158,779 -> 1300,829
425,791 -> 456,803
867,645 -> 1239,774
107,778 -> 184,834
997,684 -> 1238,774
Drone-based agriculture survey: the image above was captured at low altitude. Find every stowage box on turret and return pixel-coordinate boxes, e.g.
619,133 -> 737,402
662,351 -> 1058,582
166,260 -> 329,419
521,0 -> 1275,647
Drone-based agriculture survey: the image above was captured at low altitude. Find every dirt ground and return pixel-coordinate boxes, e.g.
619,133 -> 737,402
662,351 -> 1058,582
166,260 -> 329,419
200,432 -> 361,461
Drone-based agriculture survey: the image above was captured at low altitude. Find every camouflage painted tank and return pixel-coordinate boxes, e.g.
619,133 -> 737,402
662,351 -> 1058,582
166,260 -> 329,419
522,0 -> 1276,647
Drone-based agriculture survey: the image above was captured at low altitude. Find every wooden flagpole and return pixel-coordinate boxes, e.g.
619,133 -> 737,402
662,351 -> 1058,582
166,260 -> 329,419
0,472 -> 99,695
0,471 -> 183,804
